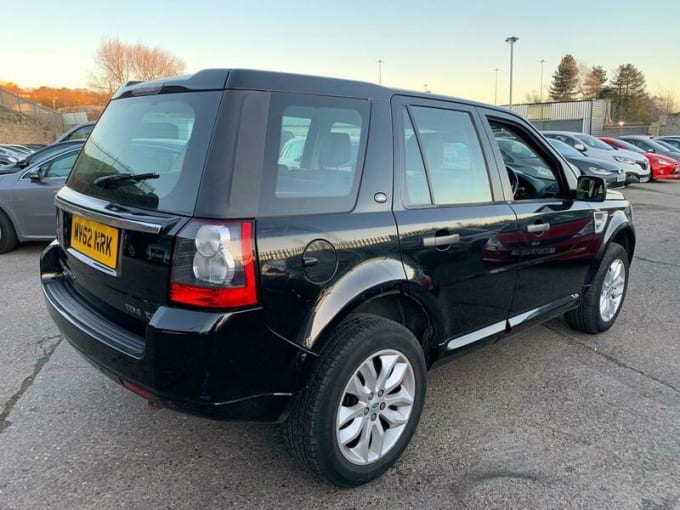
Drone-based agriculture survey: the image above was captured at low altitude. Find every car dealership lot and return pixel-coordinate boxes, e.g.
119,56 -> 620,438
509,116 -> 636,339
1,183 -> 679,509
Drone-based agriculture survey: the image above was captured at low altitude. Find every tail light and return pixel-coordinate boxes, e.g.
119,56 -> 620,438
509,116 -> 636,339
170,220 -> 257,309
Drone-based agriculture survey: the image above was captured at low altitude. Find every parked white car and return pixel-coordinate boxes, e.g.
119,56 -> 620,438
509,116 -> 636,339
543,131 -> 650,183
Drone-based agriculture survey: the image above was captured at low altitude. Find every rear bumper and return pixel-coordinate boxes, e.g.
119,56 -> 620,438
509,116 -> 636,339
41,241 -> 312,422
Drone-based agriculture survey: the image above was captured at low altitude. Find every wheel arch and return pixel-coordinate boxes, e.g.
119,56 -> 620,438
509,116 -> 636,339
587,210 -> 635,285
298,258 -> 441,367
0,202 -> 22,241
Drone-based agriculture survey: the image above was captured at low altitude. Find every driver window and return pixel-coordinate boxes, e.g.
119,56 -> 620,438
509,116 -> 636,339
43,152 -> 78,178
489,120 -> 560,201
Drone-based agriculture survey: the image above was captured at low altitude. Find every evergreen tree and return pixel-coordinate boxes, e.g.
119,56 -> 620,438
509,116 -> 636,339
549,54 -> 579,101
610,64 -> 648,121
582,66 -> 607,100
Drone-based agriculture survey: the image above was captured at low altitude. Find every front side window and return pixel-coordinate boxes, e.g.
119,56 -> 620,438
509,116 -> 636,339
402,106 -> 492,206
44,152 -> 78,178
489,119 -> 567,200
549,139 -> 583,158
546,134 -> 575,147
67,91 -> 221,215
261,94 -> 369,215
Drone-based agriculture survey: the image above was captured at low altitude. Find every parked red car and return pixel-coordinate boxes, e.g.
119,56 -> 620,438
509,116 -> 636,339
600,137 -> 679,180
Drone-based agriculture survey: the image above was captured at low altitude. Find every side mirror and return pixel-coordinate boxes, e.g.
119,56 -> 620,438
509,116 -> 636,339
574,143 -> 587,152
29,168 -> 43,182
575,175 -> 606,202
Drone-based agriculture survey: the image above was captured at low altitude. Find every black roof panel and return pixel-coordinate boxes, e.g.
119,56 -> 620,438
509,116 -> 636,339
112,68 -> 519,119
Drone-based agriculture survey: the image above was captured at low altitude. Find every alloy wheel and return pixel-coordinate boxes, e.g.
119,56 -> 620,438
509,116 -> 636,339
599,258 -> 626,322
335,349 -> 416,465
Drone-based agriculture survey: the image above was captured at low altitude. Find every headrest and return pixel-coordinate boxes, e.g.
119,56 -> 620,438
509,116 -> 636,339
405,135 -> 423,171
139,122 -> 179,139
319,133 -> 351,168
419,134 -> 445,171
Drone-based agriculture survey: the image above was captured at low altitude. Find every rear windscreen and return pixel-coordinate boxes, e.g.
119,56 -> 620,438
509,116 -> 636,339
66,91 -> 221,215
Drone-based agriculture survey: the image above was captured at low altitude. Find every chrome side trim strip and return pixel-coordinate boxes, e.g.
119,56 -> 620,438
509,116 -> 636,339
445,294 -> 580,352
56,195 -> 163,234
508,294 -> 579,328
446,320 -> 506,351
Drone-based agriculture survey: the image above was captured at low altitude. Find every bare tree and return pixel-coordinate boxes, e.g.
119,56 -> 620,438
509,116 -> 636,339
130,43 -> 185,82
576,60 -> 590,98
524,90 -> 542,103
654,88 -> 677,116
90,38 -> 131,94
90,37 -> 185,95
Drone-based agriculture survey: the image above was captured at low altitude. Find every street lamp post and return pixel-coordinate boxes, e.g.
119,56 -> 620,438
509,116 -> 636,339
494,68 -> 499,105
539,59 -> 545,103
505,36 -> 519,105
377,59 -> 383,85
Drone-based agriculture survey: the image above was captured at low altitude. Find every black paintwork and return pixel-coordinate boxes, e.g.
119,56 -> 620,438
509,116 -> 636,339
40,69 -> 635,422
564,156 -> 625,189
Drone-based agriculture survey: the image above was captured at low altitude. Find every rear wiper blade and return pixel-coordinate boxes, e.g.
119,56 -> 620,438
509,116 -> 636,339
94,172 -> 159,188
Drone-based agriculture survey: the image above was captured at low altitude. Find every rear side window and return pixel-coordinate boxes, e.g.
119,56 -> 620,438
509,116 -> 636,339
67,91 -> 222,215
260,93 -> 369,216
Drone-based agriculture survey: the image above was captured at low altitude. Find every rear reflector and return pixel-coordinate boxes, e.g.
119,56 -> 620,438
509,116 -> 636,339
170,281 -> 257,308
122,380 -> 156,401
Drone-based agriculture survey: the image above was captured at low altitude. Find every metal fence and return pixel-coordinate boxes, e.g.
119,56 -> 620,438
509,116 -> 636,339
0,87 -> 64,129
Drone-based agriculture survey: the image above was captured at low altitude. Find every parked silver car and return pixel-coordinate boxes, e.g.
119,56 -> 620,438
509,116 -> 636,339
543,131 -> 650,183
0,147 -> 19,166
0,146 -> 80,253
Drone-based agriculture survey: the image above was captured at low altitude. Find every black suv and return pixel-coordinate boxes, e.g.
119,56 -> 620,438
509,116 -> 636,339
41,69 -> 634,486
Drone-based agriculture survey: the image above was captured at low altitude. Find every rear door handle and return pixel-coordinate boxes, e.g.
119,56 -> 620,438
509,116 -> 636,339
526,223 -> 551,233
422,233 -> 460,248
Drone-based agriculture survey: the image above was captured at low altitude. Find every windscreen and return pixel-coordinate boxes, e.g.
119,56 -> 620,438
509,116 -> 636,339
609,139 -> 645,154
549,139 -> 582,158
575,134 -> 612,151
67,91 -> 222,215
653,139 -> 677,153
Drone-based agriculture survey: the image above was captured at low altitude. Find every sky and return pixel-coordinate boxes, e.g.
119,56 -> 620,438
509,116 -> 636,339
1,0 -> 679,106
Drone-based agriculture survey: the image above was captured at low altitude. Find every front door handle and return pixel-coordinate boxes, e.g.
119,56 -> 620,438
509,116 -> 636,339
526,223 -> 551,234
422,233 -> 460,248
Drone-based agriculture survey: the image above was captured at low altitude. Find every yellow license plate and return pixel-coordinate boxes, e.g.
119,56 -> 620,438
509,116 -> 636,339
70,215 -> 119,269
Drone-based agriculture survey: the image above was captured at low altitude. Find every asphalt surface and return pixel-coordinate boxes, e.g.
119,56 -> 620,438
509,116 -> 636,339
1,182 -> 679,509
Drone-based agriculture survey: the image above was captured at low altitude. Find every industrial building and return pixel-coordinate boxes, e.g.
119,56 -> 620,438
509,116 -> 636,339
503,99 -> 610,136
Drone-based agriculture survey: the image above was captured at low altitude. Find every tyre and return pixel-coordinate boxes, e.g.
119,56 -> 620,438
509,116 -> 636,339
0,210 -> 18,254
286,314 -> 427,486
565,243 -> 629,334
